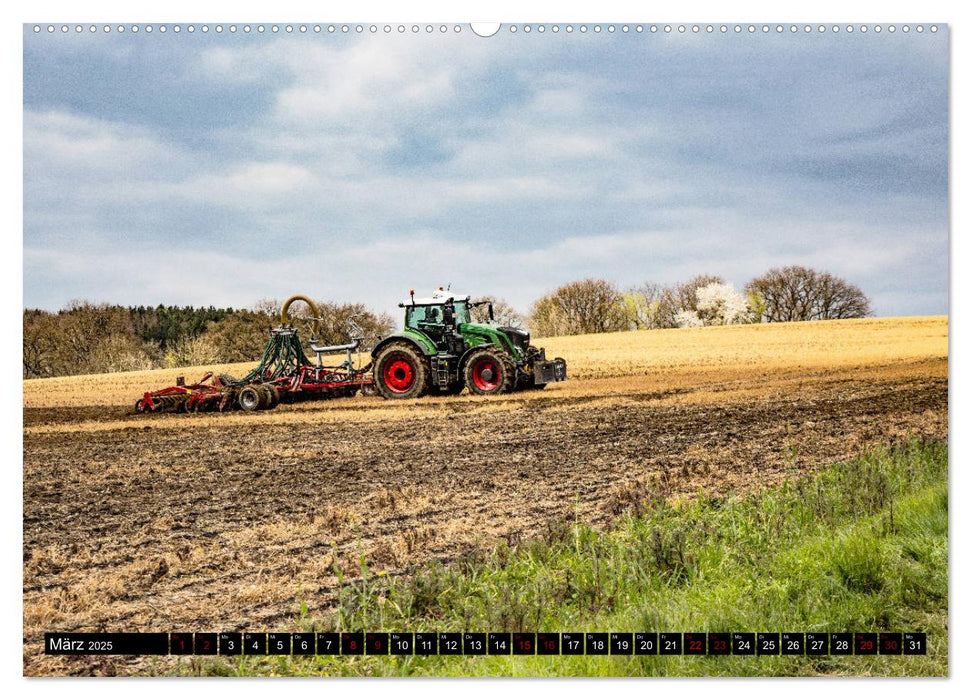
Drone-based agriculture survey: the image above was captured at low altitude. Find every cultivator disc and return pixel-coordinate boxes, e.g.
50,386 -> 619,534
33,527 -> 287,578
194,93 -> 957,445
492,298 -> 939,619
136,393 -> 189,413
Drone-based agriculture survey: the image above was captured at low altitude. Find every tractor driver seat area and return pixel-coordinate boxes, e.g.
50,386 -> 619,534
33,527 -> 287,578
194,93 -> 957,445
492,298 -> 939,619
423,307 -> 445,343
412,305 -> 446,344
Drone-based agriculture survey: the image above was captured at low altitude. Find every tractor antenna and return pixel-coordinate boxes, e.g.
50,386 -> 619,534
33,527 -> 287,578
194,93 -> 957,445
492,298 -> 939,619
447,282 -> 452,290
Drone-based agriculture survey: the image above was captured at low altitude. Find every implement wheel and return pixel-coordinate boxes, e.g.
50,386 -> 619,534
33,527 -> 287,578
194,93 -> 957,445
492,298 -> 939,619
373,342 -> 430,399
238,385 -> 265,411
262,384 -> 280,409
464,348 -> 514,396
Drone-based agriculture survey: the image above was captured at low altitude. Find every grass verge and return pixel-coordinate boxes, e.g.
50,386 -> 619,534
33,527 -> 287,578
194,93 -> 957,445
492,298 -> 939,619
186,437 -> 947,677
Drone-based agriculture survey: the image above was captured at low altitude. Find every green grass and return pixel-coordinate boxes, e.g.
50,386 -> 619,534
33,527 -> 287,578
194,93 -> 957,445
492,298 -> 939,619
183,437 -> 948,677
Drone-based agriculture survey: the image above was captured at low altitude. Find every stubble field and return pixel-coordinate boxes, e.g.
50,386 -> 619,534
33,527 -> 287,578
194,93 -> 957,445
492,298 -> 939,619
23,316 -> 948,675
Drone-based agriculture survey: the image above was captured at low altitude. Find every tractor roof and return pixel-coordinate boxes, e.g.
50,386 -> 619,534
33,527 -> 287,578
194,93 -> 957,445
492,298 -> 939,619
400,289 -> 472,307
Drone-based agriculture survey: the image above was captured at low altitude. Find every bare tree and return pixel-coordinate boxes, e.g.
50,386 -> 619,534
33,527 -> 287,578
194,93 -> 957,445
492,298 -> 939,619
57,301 -> 138,373
529,295 -> 570,337
745,266 -> 871,322
528,278 -> 626,336
202,310 -> 276,363
312,300 -> 395,351
164,334 -> 221,368
470,297 -> 525,327
90,334 -> 156,373
23,310 -> 56,378
251,298 -> 283,320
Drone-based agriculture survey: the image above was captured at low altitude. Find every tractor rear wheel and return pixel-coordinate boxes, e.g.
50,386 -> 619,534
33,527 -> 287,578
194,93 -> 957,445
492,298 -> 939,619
373,342 -> 430,399
464,348 -> 515,395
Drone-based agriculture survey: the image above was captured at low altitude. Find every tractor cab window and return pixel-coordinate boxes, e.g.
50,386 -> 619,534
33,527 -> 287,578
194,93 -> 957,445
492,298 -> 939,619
406,301 -> 470,331
406,305 -> 442,330
452,301 -> 471,325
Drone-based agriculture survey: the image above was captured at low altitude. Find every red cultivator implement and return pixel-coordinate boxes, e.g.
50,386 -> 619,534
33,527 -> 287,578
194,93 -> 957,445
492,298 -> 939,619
134,371 -> 231,413
135,296 -> 374,414
135,288 -> 569,414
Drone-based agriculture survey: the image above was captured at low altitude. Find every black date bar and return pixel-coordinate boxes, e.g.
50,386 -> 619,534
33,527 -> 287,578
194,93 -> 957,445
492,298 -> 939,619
45,632 -> 169,655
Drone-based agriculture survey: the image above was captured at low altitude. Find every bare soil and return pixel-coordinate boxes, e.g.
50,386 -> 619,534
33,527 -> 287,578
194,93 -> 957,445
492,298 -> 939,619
23,358 -> 947,675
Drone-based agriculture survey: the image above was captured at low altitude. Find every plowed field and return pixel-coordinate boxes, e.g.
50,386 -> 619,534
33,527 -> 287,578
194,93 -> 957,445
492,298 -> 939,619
23,317 -> 948,675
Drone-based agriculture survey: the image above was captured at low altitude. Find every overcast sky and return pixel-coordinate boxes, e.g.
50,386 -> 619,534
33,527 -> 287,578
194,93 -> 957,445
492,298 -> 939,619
23,24 -> 948,318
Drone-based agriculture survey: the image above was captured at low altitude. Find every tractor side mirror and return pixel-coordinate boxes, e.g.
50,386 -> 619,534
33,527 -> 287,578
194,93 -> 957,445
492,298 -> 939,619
442,303 -> 454,326
488,302 -> 495,321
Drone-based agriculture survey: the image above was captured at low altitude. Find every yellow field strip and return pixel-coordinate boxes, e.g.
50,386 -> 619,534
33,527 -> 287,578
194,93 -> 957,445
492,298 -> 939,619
23,316 -> 947,411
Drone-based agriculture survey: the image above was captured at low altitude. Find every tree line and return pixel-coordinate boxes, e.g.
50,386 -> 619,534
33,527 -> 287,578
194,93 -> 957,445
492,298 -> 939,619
526,265 -> 871,337
22,265 -> 869,379
23,300 -> 394,379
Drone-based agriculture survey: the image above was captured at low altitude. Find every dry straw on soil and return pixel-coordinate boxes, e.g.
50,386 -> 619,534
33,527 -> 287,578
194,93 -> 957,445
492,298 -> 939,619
22,316 -> 948,676
22,316 -> 948,408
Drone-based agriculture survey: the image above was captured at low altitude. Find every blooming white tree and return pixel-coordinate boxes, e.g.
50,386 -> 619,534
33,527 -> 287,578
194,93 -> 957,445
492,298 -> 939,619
674,309 -> 703,327
695,282 -> 751,325
674,282 -> 752,327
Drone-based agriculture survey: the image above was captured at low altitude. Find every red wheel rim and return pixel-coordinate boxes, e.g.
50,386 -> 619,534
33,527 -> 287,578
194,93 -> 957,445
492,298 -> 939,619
471,358 -> 501,391
383,354 -> 416,393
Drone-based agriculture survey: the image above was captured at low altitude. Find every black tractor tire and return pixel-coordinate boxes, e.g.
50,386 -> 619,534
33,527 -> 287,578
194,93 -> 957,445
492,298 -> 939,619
217,374 -> 238,387
261,383 -> 280,409
463,348 -> 515,396
373,341 -> 430,400
256,385 -> 274,409
238,385 -> 265,411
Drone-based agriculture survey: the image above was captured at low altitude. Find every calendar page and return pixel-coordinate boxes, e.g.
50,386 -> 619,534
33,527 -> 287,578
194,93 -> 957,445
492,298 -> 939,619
22,20 -> 948,678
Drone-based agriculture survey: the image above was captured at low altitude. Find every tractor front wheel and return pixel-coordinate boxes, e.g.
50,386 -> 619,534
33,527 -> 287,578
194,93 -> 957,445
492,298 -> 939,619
373,342 -> 430,399
464,348 -> 515,396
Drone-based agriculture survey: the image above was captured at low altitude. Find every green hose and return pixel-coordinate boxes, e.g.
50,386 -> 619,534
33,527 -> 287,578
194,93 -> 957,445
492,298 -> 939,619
238,329 -> 312,385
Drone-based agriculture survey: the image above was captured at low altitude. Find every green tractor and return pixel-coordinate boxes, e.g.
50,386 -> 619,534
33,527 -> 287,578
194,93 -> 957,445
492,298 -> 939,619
371,289 -> 567,399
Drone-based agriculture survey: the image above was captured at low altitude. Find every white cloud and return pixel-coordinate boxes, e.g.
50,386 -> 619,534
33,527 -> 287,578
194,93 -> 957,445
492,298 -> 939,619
23,32 -> 947,319
23,110 -> 178,177
199,36 -> 503,129
176,162 -> 316,208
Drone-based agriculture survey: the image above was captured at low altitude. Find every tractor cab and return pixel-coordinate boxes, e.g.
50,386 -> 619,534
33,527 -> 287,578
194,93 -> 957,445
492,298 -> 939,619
370,287 -> 567,399
401,290 -> 474,354
402,291 -> 472,330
